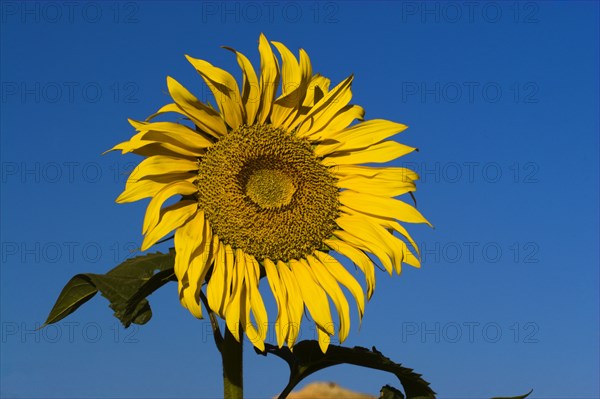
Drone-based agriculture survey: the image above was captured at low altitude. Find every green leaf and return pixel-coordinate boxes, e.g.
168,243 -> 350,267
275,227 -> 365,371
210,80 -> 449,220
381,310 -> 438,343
490,390 -> 533,399
43,251 -> 176,328
380,385 -> 405,399
42,275 -> 98,326
261,341 -> 435,399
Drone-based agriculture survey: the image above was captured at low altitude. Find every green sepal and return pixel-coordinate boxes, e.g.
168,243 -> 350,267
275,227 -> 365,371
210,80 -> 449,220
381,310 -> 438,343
43,250 -> 176,328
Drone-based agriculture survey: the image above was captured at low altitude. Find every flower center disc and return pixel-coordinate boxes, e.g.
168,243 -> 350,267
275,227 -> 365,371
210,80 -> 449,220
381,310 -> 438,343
245,169 -> 296,209
196,124 -> 339,261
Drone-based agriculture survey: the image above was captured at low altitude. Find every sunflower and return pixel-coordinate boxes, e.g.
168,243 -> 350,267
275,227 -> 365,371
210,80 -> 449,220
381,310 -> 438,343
110,34 -> 430,353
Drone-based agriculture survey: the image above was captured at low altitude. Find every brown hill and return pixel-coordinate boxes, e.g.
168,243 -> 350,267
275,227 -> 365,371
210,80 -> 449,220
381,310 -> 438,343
279,381 -> 376,399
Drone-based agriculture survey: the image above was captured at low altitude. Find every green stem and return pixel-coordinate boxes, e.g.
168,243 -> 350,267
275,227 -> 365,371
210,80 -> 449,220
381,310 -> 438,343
222,327 -> 243,399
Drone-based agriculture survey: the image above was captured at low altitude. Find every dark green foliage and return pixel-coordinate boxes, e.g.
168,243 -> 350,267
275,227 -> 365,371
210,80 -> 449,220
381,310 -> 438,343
43,251 -> 176,328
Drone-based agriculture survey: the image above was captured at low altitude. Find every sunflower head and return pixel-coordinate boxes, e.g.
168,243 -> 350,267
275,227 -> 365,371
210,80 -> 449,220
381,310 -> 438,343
110,34 -> 430,353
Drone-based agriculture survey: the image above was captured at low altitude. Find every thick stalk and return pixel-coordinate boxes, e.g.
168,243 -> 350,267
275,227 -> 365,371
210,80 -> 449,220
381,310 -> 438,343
222,327 -> 243,399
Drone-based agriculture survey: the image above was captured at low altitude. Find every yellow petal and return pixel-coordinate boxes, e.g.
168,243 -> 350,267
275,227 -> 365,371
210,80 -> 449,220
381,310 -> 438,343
317,326 -> 331,353
141,200 -> 197,251
340,205 -> 420,256
289,259 -> 334,336
314,251 -> 365,320
182,220 -> 214,318
110,133 -> 203,158
143,181 -> 198,234
134,121 -> 214,150
270,97 -> 299,130
257,33 -> 280,124
339,213 -> 405,274
225,249 -> 246,341
334,217 -> 394,275
139,139 -> 204,158
322,141 -> 416,166
224,47 -> 260,125
339,190 -> 431,226
277,261 -> 304,347
311,104 -> 365,141
127,156 -> 198,183
337,210 -> 420,274
166,76 -> 227,137
175,211 -> 205,319
270,42 -> 311,129
331,165 -> 419,182
296,75 -> 354,138
220,244 -> 235,316
272,41 -> 301,97
325,238 -> 376,300
240,285 -> 265,351
276,48 -> 311,130
108,126 -> 200,157
185,55 -> 244,129
245,255 -> 268,342
306,255 -> 351,342
315,119 -> 408,156
399,240 -> 420,268
336,174 -> 416,197
298,49 -> 313,92
207,238 -> 227,318
302,74 -> 330,107
174,210 -> 205,281
105,131 -> 145,154
122,142 -> 198,158
116,173 -> 196,203
263,258 -> 289,348
145,103 -> 186,122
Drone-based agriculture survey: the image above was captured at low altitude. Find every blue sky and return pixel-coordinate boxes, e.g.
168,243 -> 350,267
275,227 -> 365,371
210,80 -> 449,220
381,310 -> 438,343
1,1 -> 598,398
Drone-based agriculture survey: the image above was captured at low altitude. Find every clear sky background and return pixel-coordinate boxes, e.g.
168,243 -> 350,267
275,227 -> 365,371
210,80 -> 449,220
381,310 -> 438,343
1,1 -> 598,398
